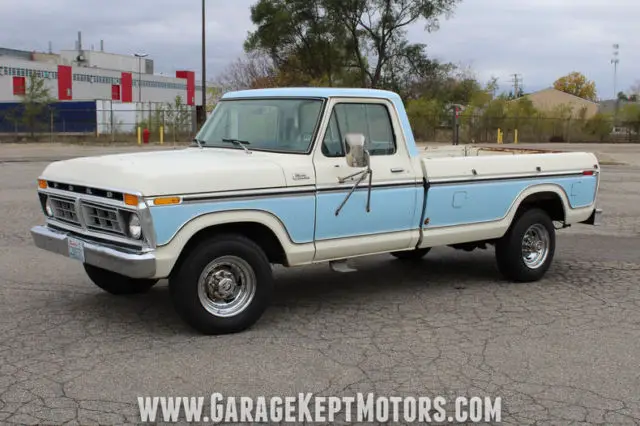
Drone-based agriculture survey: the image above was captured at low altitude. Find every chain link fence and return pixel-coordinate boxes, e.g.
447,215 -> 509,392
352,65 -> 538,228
0,100 -> 198,143
410,115 -> 640,144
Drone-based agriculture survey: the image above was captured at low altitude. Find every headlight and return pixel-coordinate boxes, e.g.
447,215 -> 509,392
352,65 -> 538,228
44,197 -> 54,217
128,214 -> 142,239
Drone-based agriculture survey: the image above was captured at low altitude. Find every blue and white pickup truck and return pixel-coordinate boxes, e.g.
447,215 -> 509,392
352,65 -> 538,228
31,88 -> 602,334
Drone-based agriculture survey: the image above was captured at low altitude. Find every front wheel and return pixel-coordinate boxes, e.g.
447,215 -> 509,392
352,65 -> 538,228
495,208 -> 556,282
84,264 -> 158,295
169,234 -> 274,335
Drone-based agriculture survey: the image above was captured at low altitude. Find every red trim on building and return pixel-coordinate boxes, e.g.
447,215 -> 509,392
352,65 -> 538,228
12,76 -> 26,96
121,72 -> 133,103
111,84 -> 121,101
176,70 -> 196,105
57,65 -> 72,100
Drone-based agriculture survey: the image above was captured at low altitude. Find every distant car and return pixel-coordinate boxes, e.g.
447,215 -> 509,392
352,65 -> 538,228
31,87 -> 603,335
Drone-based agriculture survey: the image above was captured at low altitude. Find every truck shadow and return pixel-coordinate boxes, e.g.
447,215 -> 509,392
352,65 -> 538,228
271,249 -> 501,304
61,249 -> 507,335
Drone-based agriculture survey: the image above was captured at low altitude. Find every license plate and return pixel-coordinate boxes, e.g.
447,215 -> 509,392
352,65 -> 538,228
67,237 -> 85,262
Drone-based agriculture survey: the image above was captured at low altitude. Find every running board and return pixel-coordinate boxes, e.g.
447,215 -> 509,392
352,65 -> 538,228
329,260 -> 357,273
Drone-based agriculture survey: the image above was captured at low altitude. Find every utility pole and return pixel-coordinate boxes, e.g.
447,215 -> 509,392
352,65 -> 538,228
612,44 -> 620,99
510,74 -> 523,98
201,0 -> 207,125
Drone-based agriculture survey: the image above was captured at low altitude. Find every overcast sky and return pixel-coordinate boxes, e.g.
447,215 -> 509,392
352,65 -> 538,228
0,0 -> 636,100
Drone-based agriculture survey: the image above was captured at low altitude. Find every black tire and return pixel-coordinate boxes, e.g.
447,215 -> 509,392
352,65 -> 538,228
84,264 -> 158,295
390,247 -> 431,260
495,208 -> 556,282
169,234 -> 273,335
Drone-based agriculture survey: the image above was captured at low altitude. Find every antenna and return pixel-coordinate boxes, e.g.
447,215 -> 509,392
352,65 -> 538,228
612,44 -> 620,99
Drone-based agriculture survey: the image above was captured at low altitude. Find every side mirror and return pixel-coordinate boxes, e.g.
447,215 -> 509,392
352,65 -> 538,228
345,133 -> 368,168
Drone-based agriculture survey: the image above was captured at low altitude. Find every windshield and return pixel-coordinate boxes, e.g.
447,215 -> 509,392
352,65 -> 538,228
195,98 -> 324,153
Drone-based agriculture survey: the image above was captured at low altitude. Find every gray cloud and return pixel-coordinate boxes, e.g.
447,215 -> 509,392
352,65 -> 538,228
1,0 -> 636,99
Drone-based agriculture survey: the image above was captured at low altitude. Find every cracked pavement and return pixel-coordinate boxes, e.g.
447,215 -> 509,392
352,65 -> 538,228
0,146 -> 639,424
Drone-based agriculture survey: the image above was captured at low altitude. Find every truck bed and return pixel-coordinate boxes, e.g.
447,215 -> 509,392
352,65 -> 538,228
420,145 -> 599,183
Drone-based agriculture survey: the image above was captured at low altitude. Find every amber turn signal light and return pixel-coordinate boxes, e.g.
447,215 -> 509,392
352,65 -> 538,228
124,193 -> 139,206
153,197 -> 181,206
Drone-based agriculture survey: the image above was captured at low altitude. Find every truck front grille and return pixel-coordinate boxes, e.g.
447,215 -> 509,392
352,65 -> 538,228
81,203 -> 125,236
49,196 -> 80,226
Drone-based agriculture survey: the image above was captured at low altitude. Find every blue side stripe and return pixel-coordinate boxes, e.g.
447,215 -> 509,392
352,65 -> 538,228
425,175 -> 597,228
149,175 -> 597,246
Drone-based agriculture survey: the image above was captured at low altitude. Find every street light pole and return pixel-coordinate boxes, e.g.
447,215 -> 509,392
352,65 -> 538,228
201,0 -> 207,122
134,53 -> 148,103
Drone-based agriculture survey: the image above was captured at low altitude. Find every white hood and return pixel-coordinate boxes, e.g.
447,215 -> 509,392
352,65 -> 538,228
41,148 -> 290,196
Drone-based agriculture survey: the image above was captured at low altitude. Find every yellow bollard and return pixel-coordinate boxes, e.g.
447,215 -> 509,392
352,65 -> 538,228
514,129 -> 518,144
497,128 -> 503,144
137,127 -> 141,145
160,126 -> 164,145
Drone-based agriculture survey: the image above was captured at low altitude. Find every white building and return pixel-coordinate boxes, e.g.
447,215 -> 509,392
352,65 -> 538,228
0,43 -> 204,135
0,46 -> 203,106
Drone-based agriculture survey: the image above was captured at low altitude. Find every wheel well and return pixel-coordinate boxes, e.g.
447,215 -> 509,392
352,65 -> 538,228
516,191 -> 566,222
171,222 -> 287,276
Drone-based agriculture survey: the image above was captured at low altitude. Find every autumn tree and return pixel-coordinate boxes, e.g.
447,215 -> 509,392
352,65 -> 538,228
553,72 -> 597,102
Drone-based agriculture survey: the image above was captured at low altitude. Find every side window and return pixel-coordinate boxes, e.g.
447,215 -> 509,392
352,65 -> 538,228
321,103 -> 396,157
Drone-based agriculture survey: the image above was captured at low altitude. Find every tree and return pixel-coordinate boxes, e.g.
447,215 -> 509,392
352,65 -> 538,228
620,103 -> 640,140
584,113 -> 613,142
553,72 -> 597,102
11,73 -> 55,138
164,96 -> 191,141
244,0 -> 460,90
405,97 -> 443,140
215,51 -> 277,92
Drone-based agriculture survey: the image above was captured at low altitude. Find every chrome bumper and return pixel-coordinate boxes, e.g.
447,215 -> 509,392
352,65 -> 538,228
581,208 -> 603,226
30,225 -> 156,278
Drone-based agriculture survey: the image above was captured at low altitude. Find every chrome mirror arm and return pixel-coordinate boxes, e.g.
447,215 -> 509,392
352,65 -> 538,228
335,150 -> 373,216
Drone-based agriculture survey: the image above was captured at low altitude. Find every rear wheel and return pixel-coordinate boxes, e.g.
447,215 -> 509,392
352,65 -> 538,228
495,208 -> 556,282
390,247 -> 431,260
84,264 -> 158,295
169,234 -> 273,335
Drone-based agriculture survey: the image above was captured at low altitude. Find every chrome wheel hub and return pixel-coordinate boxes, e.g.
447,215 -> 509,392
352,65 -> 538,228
521,223 -> 550,269
198,256 -> 256,318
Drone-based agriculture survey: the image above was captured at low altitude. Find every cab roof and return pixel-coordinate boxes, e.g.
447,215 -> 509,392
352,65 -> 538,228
221,87 -> 402,101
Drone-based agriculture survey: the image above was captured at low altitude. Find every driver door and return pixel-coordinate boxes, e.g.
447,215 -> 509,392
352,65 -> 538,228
312,98 -> 421,261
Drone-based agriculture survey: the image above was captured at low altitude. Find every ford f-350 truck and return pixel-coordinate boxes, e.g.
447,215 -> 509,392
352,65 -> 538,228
31,88 -> 602,334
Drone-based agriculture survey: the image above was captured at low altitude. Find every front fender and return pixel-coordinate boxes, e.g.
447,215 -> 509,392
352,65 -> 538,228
153,210 -> 316,278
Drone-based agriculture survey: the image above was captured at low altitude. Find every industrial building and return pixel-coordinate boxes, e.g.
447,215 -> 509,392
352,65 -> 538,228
0,33 -> 203,135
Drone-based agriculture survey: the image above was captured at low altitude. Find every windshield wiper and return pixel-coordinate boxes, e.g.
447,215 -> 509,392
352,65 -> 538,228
192,138 -> 205,149
222,138 -> 252,154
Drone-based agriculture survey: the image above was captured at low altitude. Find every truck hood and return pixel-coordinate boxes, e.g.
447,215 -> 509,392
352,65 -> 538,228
41,148 -> 289,196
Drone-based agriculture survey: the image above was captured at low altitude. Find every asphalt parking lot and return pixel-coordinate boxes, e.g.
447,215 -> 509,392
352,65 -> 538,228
0,143 -> 639,424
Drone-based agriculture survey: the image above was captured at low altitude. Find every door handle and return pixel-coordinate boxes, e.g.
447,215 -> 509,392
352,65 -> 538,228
390,167 -> 405,173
